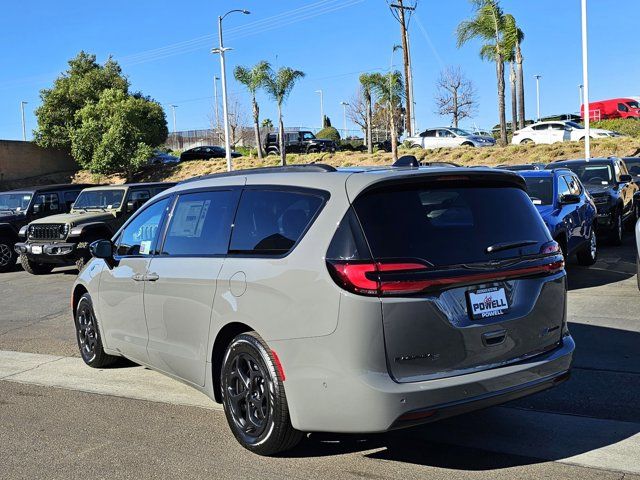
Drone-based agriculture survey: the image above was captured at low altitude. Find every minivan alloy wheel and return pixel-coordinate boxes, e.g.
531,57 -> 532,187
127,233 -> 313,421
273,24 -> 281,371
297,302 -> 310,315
76,303 -> 98,362
226,353 -> 269,437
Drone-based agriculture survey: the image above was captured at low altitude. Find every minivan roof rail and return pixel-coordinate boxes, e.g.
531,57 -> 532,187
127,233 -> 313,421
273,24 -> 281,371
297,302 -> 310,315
178,163 -> 337,184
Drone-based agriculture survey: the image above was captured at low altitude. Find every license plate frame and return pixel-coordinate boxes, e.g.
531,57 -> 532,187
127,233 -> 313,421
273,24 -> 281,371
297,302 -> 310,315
467,286 -> 509,320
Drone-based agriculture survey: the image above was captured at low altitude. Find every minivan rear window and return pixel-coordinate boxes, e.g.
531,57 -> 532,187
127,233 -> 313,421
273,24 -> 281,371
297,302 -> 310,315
353,184 -> 551,266
229,189 -> 325,255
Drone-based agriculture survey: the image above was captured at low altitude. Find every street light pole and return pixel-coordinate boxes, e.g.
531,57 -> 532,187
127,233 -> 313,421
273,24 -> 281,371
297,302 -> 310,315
213,76 -> 221,143
315,90 -> 324,128
534,75 -> 542,121
213,9 -> 250,172
579,84 -> 584,109
20,101 -> 28,141
169,104 -> 178,149
581,0 -> 591,160
340,101 -> 349,140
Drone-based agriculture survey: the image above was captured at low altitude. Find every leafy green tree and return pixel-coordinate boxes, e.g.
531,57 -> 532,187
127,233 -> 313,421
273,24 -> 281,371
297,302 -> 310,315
359,73 -> 377,154
234,61 -> 270,159
263,66 -> 306,165
457,0 -> 509,144
261,118 -> 274,129
70,89 -> 168,180
316,126 -> 340,143
370,71 -> 404,160
34,51 -> 129,150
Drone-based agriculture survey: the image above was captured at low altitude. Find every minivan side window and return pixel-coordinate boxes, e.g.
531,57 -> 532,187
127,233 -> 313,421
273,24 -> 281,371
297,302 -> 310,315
161,190 -> 238,256
229,189 -> 325,255
115,198 -> 170,256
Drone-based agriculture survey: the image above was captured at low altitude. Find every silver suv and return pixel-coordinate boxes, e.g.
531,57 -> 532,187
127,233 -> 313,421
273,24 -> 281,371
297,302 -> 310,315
72,164 -> 574,455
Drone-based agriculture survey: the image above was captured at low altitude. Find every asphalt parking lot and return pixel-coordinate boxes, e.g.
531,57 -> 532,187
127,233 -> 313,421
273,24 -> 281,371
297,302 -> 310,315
1,237 -> 638,480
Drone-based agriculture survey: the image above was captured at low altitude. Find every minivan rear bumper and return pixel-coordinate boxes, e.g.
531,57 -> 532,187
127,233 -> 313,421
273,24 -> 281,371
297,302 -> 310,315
273,333 -> 574,434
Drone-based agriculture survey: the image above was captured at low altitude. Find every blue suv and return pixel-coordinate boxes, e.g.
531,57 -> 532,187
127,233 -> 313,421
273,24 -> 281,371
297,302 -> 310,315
519,169 -> 598,266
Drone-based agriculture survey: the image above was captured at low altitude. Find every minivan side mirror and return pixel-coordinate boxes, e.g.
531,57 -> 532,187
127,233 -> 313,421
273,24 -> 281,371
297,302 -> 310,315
559,193 -> 581,205
89,239 -> 116,268
619,174 -> 632,183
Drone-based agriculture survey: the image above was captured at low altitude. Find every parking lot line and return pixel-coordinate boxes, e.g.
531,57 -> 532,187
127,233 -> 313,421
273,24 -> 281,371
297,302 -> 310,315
1,349 -> 639,475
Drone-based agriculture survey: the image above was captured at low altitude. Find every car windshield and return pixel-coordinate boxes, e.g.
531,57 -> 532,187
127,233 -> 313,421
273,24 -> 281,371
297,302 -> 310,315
627,101 -> 639,109
565,121 -> 584,129
73,189 -> 125,209
560,163 -> 614,185
523,177 -> 554,205
302,132 -> 316,140
449,128 -> 472,137
0,193 -> 32,212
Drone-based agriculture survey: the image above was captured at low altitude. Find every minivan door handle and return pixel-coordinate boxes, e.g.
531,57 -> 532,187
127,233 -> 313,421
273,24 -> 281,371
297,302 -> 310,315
131,273 -> 145,282
144,273 -> 160,282
482,329 -> 507,346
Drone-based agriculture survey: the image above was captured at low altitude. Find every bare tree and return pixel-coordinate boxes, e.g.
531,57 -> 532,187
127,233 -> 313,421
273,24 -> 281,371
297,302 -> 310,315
434,66 -> 478,128
227,97 -> 248,148
346,89 -> 367,131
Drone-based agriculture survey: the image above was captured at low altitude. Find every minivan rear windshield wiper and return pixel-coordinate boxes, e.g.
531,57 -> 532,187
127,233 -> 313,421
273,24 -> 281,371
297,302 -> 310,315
485,240 -> 538,254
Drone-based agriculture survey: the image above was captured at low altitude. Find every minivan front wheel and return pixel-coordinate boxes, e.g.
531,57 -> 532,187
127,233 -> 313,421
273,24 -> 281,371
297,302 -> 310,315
74,293 -> 118,368
221,332 -> 302,455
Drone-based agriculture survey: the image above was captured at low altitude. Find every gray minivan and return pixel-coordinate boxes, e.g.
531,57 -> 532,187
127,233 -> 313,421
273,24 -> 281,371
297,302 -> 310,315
73,164 -> 574,455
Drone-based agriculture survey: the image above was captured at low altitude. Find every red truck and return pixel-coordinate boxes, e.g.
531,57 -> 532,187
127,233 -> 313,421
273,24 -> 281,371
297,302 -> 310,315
581,97 -> 640,121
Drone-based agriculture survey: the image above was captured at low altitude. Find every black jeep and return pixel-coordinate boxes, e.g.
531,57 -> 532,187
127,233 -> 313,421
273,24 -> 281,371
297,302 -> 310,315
0,184 -> 92,273
15,182 -> 175,274
264,131 -> 336,155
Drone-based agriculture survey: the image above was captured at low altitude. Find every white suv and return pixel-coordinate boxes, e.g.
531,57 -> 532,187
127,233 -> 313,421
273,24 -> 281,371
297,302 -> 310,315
511,120 -> 618,145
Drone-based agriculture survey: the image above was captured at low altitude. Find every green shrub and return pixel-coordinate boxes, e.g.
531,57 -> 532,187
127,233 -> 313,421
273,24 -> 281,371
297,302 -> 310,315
316,126 -> 341,143
592,119 -> 640,138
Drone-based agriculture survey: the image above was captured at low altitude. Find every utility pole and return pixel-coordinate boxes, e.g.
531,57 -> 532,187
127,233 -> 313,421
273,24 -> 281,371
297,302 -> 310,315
20,101 -> 28,141
169,104 -> 178,149
315,90 -> 324,128
534,75 -> 542,121
340,101 -> 349,140
213,76 -> 221,143
390,1 -> 415,137
581,0 -> 591,160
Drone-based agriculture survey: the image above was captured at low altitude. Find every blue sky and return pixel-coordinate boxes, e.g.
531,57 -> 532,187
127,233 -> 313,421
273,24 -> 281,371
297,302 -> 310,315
1,0 -> 638,140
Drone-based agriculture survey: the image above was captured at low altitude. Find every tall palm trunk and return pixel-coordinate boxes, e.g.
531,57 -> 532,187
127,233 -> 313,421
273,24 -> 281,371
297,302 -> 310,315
252,95 -> 263,160
496,58 -> 507,145
277,103 -> 286,166
516,43 -> 525,129
510,62 -> 517,135
366,93 -> 373,154
390,107 -> 398,161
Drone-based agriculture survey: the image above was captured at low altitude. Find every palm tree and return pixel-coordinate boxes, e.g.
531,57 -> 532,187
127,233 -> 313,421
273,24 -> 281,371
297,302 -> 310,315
359,73 -> 377,154
234,61 -> 270,159
503,15 -> 518,135
263,66 -> 305,165
457,0 -> 509,145
370,70 -> 404,161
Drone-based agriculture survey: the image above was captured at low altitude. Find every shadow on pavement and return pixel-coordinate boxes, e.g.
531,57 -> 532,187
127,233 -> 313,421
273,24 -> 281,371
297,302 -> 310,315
566,235 -> 637,291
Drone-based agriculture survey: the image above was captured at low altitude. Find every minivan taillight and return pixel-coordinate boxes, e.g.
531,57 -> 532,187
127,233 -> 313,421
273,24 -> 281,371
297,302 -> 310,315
327,261 -> 428,296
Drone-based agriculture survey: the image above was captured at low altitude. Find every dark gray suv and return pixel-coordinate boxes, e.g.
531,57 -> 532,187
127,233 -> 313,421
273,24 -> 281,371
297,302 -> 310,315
73,164 -> 574,455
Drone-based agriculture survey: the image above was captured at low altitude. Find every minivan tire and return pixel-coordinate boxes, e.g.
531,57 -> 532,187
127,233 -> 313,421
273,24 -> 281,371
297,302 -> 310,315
0,238 -> 17,273
74,293 -> 119,368
20,254 -> 54,275
576,231 -> 598,266
221,332 -> 303,456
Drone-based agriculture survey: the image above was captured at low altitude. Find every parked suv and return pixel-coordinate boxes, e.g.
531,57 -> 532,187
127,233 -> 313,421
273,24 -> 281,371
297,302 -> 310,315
72,165 -> 574,455
264,131 -> 336,155
406,127 -> 495,149
519,169 -> 597,265
546,158 -> 638,245
0,184 -> 91,273
511,121 -> 617,145
15,182 -> 175,274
